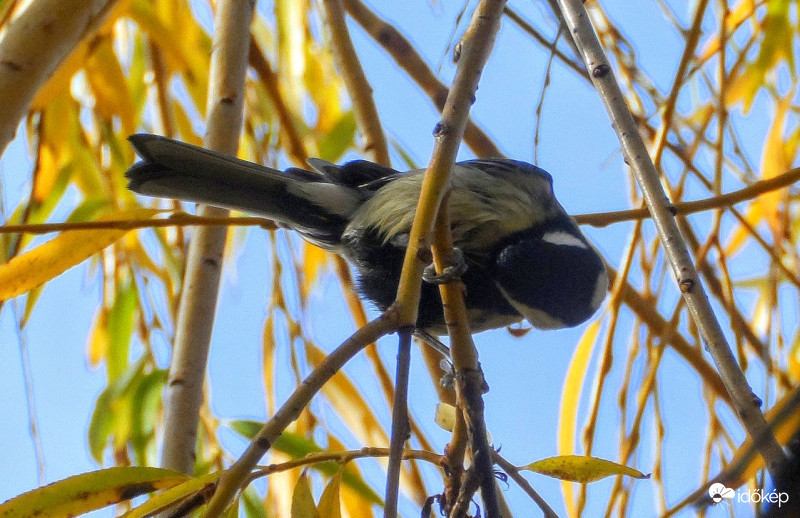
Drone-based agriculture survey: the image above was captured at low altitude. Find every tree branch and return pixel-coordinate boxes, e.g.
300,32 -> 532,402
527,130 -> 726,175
158,0 -> 254,478
202,312 -> 398,517
320,0 -> 390,164
555,0 -> 787,475
0,0 -> 117,155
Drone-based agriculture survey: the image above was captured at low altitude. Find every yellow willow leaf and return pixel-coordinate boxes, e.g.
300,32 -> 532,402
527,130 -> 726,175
121,472 -> 222,518
698,0 -> 755,61
728,1 -> 794,111
789,338 -> 800,382
87,307 -> 110,366
317,474 -> 342,518
0,209 -> 159,301
522,455 -> 650,483
84,34 -> 135,135
291,474 -> 320,518
0,467 -> 190,518
757,98 -> 791,239
33,91 -> 73,202
30,40 -> 92,112
558,320 -> 601,513
301,242 -> 330,300
435,402 -> 458,432
724,201 -> 764,257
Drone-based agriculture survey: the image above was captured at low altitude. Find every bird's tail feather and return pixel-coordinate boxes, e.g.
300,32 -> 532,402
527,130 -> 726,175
126,134 -> 358,248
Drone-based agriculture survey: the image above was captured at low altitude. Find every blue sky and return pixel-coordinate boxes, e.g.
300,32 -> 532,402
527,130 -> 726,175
1,1 -> 794,516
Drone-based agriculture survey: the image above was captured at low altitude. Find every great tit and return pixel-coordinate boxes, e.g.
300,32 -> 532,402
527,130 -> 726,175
125,134 -> 607,334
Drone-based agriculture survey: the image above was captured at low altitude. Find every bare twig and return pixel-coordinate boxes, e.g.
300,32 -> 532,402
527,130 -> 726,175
202,312 -> 398,517
342,0 -> 503,158
572,166 -> 800,227
555,0 -> 786,474
320,0 -> 390,164
387,0 -> 508,514
431,196 -> 500,516
384,328 -> 413,518
159,0 -> 254,477
493,452 -> 560,518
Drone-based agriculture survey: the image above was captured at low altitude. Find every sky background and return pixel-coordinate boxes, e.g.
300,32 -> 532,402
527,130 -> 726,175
0,0 -> 793,516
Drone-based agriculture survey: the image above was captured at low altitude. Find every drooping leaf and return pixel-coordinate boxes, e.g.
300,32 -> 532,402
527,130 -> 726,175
521,455 -> 650,483
291,473 -> 320,518
120,471 -> 222,518
317,473 -> 342,518
0,208 -> 159,301
0,467 -> 189,518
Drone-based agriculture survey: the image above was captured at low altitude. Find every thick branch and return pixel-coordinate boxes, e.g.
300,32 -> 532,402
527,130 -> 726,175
159,0 -> 254,477
555,0 -> 786,474
0,0 -> 117,154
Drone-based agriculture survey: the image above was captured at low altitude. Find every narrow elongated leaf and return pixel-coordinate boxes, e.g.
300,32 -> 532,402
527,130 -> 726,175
0,209 -> 158,301
0,467 -> 189,518
317,474 -> 341,518
121,472 -> 222,518
521,455 -> 650,483
291,474 -> 319,518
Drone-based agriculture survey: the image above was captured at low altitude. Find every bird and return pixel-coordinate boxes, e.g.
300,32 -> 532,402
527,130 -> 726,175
125,133 -> 608,335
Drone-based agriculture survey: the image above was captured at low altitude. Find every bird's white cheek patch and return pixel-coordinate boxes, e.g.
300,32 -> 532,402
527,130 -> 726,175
541,230 -> 588,249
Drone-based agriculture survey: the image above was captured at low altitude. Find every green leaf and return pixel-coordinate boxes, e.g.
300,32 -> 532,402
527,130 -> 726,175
317,111 -> 356,162
228,424 -> 382,505
291,474 -> 319,518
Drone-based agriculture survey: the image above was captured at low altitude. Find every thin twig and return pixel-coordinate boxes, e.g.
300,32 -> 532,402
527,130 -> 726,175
320,0 -> 390,164
493,452 -> 560,518
202,312 -> 398,517
572,166 -> 800,227
556,0 -> 786,474
384,327 -> 413,518
4,166 -> 795,235
341,0 -> 503,158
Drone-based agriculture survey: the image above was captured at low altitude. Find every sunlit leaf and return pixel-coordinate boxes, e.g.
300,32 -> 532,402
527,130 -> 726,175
85,33 -> 135,134
521,455 -> 650,483
301,243 -> 330,300
317,111 -> 356,162
558,320 -> 601,513
291,473 -> 320,518
129,369 -> 168,465
120,471 -> 221,518
726,0 -> 794,111
0,467 -> 189,518
107,273 -> 138,381
317,473 -> 342,518
0,209 -> 158,301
